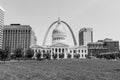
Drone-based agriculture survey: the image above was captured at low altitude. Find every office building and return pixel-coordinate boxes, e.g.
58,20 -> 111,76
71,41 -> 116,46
3,24 -> 32,52
79,28 -> 93,46
0,7 -> 4,49
31,30 -> 37,46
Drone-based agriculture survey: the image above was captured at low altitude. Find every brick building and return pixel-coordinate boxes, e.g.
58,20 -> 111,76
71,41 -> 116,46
88,38 -> 119,57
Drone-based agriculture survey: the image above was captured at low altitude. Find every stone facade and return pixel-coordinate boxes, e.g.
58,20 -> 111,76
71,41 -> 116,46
31,44 -> 88,59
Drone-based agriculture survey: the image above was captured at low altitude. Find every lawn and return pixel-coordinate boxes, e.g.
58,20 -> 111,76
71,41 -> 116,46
0,59 -> 120,80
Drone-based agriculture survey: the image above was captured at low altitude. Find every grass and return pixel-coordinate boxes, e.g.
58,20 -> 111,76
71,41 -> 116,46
0,59 -> 120,80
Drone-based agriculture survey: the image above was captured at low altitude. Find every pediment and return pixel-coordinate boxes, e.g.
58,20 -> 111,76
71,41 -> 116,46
50,43 -> 69,47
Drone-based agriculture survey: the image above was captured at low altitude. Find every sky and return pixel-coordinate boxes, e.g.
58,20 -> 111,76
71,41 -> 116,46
0,0 -> 120,46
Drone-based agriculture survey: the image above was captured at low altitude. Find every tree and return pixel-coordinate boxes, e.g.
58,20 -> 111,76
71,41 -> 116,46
75,54 -> 80,59
3,47 -> 11,60
59,53 -> 64,59
44,53 -> 50,59
53,53 -> 57,59
13,48 -> 24,60
25,48 -> 34,59
36,53 -> 41,60
67,54 -> 71,58
0,48 -> 10,63
0,49 -> 4,60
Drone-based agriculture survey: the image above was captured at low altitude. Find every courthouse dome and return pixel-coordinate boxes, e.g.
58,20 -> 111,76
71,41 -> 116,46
52,17 -> 67,44
53,24 -> 66,35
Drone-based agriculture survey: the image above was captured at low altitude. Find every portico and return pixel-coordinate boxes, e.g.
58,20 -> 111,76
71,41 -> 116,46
50,43 -> 69,59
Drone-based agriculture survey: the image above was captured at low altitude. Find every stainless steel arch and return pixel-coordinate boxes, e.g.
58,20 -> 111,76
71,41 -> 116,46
43,21 -> 77,46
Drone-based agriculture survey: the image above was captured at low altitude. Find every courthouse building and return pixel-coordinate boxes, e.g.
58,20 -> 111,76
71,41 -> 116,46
3,24 -> 32,52
31,18 -> 88,59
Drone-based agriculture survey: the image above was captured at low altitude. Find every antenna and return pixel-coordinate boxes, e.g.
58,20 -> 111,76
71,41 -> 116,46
58,17 -> 61,24
57,4 -> 61,20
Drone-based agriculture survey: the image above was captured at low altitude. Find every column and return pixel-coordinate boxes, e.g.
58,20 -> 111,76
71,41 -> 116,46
64,53 -> 67,59
41,52 -> 43,58
50,49 -> 53,59
79,53 -> 81,59
57,48 -> 59,59
32,49 -> 37,59
71,52 -> 74,59
64,48 -> 67,59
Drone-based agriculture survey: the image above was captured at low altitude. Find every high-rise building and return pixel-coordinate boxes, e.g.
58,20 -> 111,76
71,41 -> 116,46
0,7 -> 4,49
30,30 -> 37,46
79,28 -> 93,46
3,24 -> 32,52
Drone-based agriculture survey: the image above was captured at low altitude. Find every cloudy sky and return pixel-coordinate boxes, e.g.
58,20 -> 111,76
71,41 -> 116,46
0,0 -> 120,46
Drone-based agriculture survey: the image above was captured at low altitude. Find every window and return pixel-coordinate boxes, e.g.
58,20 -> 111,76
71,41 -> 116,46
62,49 -> 64,53
43,50 -> 45,53
55,48 -> 57,52
82,54 -> 83,57
74,50 -> 76,53
35,50 -> 37,53
59,48 -> 61,52
82,50 -> 83,53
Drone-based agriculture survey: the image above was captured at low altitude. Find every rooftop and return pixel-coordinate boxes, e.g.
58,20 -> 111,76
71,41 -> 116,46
88,42 -> 104,44
4,24 -> 31,29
